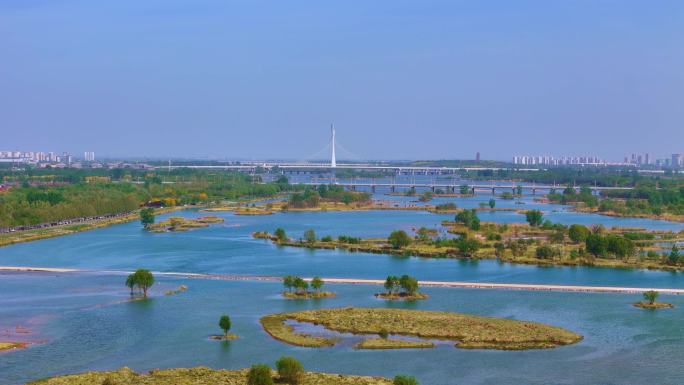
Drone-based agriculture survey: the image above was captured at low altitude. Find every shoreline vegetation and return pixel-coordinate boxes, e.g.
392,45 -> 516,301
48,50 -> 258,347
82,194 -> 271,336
544,183 -> 684,222
0,169 -> 294,247
283,291 -> 337,299
281,275 -> 336,299
633,290 -> 674,309
255,214 -> 684,272
0,206 -> 181,247
28,367 -> 394,385
376,274 -> 427,301
356,338 -> 434,350
209,333 -> 240,340
260,308 -> 582,350
146,215 -> 223,232
374,292 -> 429,300
633,302 -> 674,309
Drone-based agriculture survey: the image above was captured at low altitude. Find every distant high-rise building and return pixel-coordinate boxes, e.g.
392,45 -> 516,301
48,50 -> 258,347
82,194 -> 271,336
644,153 -> 650,165
84,151 -> 95,161
673,154 -> 683,168
476,152 -> 480,162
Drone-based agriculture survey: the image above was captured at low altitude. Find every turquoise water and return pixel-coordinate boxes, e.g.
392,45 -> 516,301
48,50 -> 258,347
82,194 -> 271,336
2,193 -> 684,384
2,273 -> 684,385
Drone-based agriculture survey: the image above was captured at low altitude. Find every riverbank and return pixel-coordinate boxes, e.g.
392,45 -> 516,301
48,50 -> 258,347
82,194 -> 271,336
255,220 -> 684,273
573,205 -> 684,223
0,206 -> 182,248
261,308 -> 583,350
146,216 -> 223,232
28,367 -> 393,385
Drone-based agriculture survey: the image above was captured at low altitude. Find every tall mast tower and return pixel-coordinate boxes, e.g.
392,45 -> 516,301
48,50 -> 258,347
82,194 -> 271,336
330,124 -> 336,168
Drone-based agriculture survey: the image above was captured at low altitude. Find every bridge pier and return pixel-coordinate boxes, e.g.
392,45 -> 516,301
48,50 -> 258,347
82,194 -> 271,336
431,186 -> 435,193
492,187 -> 496,195
371,185 -> 376,193
391,186 -> 395,193
471,187 -> 476,195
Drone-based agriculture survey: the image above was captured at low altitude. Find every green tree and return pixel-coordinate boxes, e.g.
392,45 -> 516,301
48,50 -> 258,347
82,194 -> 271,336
274,228 -> 287,242
493,242 -> 505,257
459,185 -> 471,195
419,191 -> 433,202
488,199 -> 496,209
125,274 -> 136,295
384,275 -> 399,294
393,375 -> 419,385
219,315 -> 231,338
399,275 -> 419,295
134,269 -> 154,298
276,356 -> 304,385
568,224 -> 590,243
455,209 -> 480,230
310,276 -> 324,292
303,229 -> 316,243
536,245 -> 560,259
585,233 -> 608,257
140,207 -> 155,228
525,210 -> 543,227
456,236 -> 480,257
293,277 -> 308,294
125,269 -> 155,298
248,364 -> 273,385
388,230 -> 411,249
283,276 -> 295,292
606,235 -> 635,259
643,290 -> 659,305
668,245 -> 680,265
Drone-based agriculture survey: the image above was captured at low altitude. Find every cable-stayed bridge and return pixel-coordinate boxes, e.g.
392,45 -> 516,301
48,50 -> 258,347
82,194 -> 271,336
156,126 -> 634,192
160,125 -> 540,173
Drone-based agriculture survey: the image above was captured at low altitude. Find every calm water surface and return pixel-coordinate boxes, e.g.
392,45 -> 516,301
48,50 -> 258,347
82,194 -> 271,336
1,192 -> 684,384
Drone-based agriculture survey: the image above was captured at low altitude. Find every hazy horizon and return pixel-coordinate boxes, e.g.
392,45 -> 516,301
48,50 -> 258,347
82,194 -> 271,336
2,0 -> 683,160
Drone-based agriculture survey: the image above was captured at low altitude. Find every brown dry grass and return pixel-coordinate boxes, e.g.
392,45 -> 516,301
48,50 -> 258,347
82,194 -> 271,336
29,367 -> 392,385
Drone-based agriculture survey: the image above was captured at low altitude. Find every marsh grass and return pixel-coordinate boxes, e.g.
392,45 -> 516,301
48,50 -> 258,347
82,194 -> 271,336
633,302 -> 674,309
261,308 -> 582,350
356,338 -> 434,350
28,367 -> 393,385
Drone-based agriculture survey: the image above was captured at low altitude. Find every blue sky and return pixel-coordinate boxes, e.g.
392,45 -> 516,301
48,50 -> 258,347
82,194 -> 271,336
1,0 -> 682,160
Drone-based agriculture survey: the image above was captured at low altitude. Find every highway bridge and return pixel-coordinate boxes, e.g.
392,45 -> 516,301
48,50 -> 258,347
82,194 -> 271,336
296,181 -> 632,194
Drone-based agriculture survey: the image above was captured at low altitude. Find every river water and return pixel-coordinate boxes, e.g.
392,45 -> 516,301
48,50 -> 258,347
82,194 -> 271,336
1,190 -> 683,384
